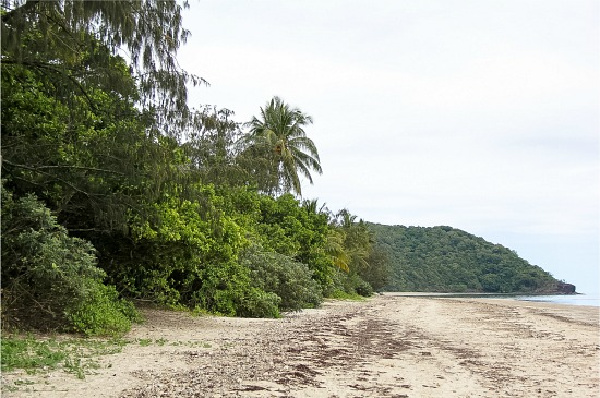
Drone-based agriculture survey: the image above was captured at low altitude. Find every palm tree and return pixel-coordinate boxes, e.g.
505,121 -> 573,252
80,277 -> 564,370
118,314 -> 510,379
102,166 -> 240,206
239,96 -> 322,196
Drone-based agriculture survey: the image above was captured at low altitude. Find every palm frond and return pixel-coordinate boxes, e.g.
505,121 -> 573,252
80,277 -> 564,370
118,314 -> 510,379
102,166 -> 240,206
239,96 -> 322,195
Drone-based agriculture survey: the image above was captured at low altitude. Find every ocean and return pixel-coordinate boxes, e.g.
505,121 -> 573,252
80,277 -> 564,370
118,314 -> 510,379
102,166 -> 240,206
387,292 -> 600,307
515,293 -> 600,307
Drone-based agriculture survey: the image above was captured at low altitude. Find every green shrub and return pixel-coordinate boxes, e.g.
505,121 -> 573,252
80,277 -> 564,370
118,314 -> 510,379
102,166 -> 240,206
240,244 -> 323,311
355,280 -> 374,297
238,288 -> 281,318
67,284 -> 142,336
1,189 -> 139,335
193,260 -> 252,316
118,195 -> 255,315
328,289 -> 363,300
326,269 -> 373,298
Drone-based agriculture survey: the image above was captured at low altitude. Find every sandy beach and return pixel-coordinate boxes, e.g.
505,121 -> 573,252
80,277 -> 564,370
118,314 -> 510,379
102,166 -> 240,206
2,295 -> 599,398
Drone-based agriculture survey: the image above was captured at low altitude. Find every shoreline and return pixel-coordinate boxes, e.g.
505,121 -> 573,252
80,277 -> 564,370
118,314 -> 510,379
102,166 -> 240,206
381,291 -> 584,297
2,295 -> 599,397
381,291 -> 600,307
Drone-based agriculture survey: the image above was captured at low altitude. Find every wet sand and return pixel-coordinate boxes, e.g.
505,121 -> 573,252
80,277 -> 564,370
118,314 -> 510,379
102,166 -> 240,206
3,295 -> 599,397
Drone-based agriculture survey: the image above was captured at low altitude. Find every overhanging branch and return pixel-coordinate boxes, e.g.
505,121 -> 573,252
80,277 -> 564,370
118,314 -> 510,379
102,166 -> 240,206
1,58 -> 98,112
3,159 -> 124,176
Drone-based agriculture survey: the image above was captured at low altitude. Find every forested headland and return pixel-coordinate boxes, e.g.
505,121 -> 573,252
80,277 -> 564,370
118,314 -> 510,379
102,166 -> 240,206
368,224 -> 573,294
0,1 -> 571,337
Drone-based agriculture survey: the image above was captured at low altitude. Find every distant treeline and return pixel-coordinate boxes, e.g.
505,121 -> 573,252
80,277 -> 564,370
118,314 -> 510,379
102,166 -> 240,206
368,224 -> 570,293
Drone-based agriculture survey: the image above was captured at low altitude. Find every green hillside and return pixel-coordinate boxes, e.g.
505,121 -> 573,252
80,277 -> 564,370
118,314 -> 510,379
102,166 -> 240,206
368,224 -> 570,293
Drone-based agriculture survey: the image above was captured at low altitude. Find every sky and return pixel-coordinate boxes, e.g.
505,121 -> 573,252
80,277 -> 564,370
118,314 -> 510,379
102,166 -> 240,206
177,0 -> 599,293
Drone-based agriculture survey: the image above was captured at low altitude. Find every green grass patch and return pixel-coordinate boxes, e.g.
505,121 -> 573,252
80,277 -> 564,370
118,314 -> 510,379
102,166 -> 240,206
168,340 -> 211,348
1,333 -> 212,390
1,334 -> 127,379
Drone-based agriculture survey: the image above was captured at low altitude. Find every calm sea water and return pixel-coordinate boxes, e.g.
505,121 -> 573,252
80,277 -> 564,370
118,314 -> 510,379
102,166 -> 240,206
388,292 -> 600,307
515,293 -> 600,307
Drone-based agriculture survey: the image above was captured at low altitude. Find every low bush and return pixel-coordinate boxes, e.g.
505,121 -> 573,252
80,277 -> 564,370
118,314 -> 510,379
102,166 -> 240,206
238,288 -> 281,318
240,244 -> 323,311
327,289 -> 363,300
67,283 -> 142,336
354,279 -> 374,297
326,269 -> 373,298
1,189 -> 139,335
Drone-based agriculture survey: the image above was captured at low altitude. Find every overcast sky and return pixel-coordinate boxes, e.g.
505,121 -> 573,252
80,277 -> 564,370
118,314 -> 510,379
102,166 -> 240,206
178,0 -> 599,293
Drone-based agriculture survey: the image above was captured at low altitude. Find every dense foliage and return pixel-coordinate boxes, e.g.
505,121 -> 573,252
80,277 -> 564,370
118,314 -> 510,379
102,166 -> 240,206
1,189 -> 138,335
1,1 -> 386,335
369,224 -> 563,293
239,244 -> 322,312
324,210 -> 390,297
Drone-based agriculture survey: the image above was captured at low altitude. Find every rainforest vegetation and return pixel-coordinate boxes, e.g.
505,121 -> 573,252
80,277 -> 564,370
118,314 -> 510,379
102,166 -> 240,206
0,0 -> 383,335
1,1 -> 567,337
368,224 -> 566,294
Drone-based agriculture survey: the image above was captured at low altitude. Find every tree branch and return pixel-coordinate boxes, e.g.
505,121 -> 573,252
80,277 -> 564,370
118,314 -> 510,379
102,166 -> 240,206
1,58 -> 98,112
3,159 -> 124,175
3,159 -> 91,198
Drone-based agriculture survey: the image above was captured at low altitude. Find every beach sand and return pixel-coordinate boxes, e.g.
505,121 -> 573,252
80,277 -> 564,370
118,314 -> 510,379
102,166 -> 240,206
2,295 -> 599,397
